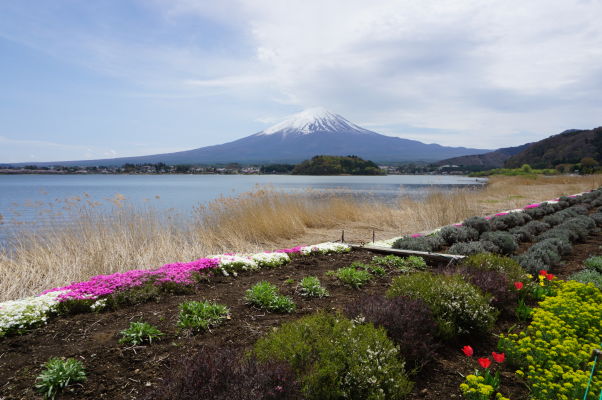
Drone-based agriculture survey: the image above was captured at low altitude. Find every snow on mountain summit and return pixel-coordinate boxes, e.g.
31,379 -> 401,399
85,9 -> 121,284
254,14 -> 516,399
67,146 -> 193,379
260,107 -> 373,135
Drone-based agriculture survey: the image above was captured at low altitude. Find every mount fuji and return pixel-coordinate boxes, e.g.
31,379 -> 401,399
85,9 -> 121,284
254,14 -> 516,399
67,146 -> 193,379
11,108 -> 490,166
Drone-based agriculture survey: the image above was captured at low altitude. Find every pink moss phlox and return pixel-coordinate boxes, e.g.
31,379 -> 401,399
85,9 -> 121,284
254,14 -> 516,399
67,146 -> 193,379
495,212 -> 509,216
484,216 -> 492,220
41,258 -> 220,301
523,203 -> 540,209
274,246 -> 304,254
410,233 -> 423,238
453,223 -> 463,227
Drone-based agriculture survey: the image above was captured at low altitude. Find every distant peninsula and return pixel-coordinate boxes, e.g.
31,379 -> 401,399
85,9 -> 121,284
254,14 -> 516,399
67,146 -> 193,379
291,155 -> 385,175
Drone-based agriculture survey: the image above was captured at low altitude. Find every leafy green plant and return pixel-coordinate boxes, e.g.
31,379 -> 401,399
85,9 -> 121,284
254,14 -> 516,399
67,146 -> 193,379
387,271 -> 497,339
584,255 -> 602,273
327,266 -> 372,288
253,312 -> 413,400
403,255 -> 428,270
297,276 -> 328,298
245,281 -> 296,313
350,261 -> 386,276
119,321 -> 164,345
178,300 -> 230,332
35,357 -> 86,399
515,298 -> 533,322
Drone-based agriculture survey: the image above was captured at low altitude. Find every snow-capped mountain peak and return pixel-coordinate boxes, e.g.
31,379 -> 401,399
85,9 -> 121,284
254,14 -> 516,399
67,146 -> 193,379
260,107 -> 373,135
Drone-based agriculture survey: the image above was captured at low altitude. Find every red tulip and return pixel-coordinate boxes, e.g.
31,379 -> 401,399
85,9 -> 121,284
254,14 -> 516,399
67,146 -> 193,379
462,345 -> 474,357
514,281 -> 524,290
539,270 -> 548,276
546,273 -> 555,281
492,352 -> 505,363
478,357 -> 492,369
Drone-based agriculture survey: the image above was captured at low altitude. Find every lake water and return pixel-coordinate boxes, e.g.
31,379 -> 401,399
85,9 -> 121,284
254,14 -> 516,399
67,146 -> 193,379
0,174 -> 485,241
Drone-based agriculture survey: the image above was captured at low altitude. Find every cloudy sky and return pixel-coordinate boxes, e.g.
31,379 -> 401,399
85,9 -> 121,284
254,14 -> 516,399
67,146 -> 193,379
1,0 -> 601,162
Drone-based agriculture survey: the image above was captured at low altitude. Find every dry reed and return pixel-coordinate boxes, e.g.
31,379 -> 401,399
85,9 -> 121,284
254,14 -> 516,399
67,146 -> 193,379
1,175 -> 600,301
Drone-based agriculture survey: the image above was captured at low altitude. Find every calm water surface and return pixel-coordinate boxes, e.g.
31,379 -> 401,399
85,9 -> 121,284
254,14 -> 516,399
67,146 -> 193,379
0,174 -> 485,241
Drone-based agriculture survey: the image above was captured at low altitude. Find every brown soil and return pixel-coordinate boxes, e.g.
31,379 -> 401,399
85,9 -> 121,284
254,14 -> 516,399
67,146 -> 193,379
1,231 -> 601,400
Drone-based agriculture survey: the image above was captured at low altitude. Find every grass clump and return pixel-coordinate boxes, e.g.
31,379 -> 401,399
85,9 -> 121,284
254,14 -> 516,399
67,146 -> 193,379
178,300 -> 230,332
297,276 -> 329,298
119,321 -> 164,345
387,271 -> 497,339
253,312 -> 413,400
35,357 -> 86,399
245,281 -> 296,313
584,255 -> 602,273
327,266 -> 372,288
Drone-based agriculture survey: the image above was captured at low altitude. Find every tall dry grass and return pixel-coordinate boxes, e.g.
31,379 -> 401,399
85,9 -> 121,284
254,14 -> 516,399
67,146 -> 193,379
1,175 -> 601,301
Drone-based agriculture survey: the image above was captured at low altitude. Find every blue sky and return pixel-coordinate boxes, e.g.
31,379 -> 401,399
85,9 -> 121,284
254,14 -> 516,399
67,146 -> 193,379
1,0 -> 601,163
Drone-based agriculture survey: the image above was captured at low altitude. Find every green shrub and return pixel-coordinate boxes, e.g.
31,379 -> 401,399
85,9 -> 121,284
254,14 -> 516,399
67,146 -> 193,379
35,357 -> 86,399
253,312 -> 413,400
569,269 -> 602,290
119,321 -> 164,345
392,235 -> 444,252
480,231 -> 518,255
245,282 -> 296,313
440,226 -> 480,245
584,255 -> 602,273
387,272 -> 497,339
178,300 -> 231,332
462,216 -> 492,234
447,240 -> 499,256
297,276 -> 329,298
328,267 -> 372,288
461,253 -> 526,283
371,255 -> 427,272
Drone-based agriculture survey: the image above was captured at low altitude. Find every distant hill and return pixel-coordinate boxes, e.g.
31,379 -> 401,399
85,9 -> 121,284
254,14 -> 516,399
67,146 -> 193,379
436,143 -> 532,169
291,155 -> 384,175
505,127 -> 602,168
3,108 -> 489,166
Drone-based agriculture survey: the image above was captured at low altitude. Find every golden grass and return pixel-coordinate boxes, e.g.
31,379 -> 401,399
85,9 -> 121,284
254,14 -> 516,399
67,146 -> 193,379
1,174 -> 601,301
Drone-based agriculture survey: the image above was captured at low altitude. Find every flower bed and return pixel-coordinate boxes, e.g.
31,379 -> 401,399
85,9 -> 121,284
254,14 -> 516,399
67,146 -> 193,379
0,242 -> 350,337
499,280 -> 602,399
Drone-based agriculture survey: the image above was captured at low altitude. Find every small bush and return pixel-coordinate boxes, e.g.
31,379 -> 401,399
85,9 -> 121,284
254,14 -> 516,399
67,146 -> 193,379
440,225 -> 480,245
253,312 -> 413,400
345,295 -> 439,371
591,213 -> 602,227
328,266 -> 372,288
461,253 -> 526,283
148,346 -> 301,400
119,321 -> 164,345
178,300 -> 231,331
490,213 -> 525,231
480,231 -> 518,255
522,220 -> 551,236
448,241 -> 499,256
245,282 -> 296,313
569,269 -> 602,289
392,235 -> 444,252
456,267 -> 516,311
35,357 -> 86,400
462,216 -> 491,234
371,255 -> 427,272
387,272 -> 497,339
584,256 -> 602,273
297,276 -> 329,298
509,226 -> 533,243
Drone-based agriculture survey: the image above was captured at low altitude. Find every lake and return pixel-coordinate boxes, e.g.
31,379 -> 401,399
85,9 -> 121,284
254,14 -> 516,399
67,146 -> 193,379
0,174 -> 485,239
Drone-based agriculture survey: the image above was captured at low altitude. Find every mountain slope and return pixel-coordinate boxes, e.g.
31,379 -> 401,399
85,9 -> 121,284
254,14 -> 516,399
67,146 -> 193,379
6,108 -> 490,166
505,127 -> 602,168
436,143 -> 532,168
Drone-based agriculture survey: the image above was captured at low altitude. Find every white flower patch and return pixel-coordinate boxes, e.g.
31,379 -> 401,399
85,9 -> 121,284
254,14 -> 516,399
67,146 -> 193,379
299,242 -> 351,255
371,237 -> 402,248
0,291 -> 65,337
249,252 -> 290,268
